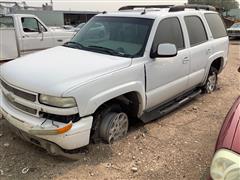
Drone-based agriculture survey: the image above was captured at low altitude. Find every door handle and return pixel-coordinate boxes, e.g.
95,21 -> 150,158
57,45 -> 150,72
182,57 -> 190,64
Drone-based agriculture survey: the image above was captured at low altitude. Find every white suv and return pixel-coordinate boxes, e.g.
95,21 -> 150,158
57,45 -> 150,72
0,5 -> 229,156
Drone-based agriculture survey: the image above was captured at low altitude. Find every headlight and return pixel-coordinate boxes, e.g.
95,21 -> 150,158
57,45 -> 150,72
210,149 -> 240,180
39,94 -> 77,108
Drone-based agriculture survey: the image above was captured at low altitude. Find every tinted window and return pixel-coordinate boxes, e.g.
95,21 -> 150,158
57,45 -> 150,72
71,17 -> 154,58
231,23 -> 240,28
152,17 -> 185,52
184,16 -> 208,46
21,17 -> 39,32
205,13 -> 227,39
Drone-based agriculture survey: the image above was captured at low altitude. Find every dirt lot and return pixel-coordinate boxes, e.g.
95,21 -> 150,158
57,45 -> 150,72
0,41 -> 239,180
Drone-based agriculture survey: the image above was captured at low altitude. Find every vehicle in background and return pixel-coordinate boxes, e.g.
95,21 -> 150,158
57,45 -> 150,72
210,96 -> 240,180
62,25 -> 74,31
48,26 -> 66,31
0,4 -> 229,157
227,23 -> 240,39
0,14 -> 75,61
72,23 -> 86,32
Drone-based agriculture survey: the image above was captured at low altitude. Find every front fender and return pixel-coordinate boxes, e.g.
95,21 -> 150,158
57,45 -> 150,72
86,81 -> 145,117
63,63 -> 146,117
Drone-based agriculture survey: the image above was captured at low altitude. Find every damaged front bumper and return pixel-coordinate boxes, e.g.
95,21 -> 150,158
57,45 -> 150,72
0,92 -> 93,153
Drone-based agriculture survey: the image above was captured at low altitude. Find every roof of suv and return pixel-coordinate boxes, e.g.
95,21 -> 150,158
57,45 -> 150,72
97,9 -> 217,19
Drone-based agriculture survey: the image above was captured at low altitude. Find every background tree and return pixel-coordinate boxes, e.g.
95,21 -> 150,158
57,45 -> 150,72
188,0 -> 239,12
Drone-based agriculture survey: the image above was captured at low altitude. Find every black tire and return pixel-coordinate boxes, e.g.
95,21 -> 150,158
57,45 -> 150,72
203,67 -> 218,93
99,112 -> 129,144
91,104 -> 121,143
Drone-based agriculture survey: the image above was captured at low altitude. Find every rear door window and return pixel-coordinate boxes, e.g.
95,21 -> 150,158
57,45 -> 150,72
204,13 -> 227,39
184,16 -> 208,46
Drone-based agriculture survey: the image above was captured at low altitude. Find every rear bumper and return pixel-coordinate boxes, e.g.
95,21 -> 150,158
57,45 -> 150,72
0,91 -> 93,151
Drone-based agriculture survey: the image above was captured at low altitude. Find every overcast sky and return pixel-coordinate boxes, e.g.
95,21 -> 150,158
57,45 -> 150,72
1,0 -> 240,11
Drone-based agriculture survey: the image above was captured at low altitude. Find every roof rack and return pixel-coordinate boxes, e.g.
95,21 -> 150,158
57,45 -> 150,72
169,4 -> 216,12
119,5 -> 173,11
118,4 -> 216,12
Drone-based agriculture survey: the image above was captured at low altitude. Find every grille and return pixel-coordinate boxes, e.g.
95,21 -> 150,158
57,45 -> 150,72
4,94 -> 37,115
1,80 -> 36,102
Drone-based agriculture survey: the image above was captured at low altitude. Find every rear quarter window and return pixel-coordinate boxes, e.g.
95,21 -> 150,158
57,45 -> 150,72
204,13 -> 227,39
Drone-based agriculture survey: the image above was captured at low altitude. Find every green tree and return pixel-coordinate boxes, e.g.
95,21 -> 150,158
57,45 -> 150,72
188,0 -> 239,12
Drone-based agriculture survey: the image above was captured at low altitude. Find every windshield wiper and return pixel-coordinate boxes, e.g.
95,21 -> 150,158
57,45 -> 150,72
87,45 -> 132,57
63,41 -> 84,49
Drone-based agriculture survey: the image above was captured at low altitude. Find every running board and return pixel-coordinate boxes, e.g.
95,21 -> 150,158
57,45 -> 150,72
140,89 -> 202,123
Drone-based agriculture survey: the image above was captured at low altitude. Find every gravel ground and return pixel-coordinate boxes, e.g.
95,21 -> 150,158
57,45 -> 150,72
0,41 -> 239,180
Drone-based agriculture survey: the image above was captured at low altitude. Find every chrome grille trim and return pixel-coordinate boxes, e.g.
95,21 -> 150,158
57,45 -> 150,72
3,93 -> 37,115
0,79 -> 79,117
0,80 -> 36,102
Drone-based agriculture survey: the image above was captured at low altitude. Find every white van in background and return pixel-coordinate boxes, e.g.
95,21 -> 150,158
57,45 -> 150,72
0,14 -> 75,61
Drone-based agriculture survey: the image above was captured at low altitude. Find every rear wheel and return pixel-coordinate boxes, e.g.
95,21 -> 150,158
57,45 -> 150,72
203,67 -> 218,93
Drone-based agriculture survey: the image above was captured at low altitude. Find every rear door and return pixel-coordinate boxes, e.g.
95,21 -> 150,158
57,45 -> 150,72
184,15 -> 212,89
21,17 -> 54,54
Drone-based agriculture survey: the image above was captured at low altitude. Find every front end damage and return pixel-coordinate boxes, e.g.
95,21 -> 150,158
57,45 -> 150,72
0,80 -> 93,157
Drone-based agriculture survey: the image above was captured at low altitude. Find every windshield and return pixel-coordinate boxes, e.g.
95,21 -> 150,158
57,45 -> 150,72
231,23 -> 240,28
65,16 -> 153,58
76,23 -> 85,29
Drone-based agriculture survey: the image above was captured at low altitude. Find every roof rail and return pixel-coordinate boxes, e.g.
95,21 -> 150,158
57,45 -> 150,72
119,5 -> 173,11
169,4 -> 216,12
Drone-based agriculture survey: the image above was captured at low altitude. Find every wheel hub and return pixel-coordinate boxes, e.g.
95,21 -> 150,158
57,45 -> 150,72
207,73 -> 217,92
108,113 -> 128,143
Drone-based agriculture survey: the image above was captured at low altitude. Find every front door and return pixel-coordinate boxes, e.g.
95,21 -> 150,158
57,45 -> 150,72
21,17 -> 54,54
145,17 -> 190,109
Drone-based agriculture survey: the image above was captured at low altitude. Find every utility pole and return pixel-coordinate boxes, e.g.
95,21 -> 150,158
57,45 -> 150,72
50,0 -> 53,10
220,0 -> 224,16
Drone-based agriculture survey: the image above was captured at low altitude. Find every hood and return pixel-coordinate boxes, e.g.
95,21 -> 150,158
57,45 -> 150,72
0,46 -> 132,96
215,97 -> 240,154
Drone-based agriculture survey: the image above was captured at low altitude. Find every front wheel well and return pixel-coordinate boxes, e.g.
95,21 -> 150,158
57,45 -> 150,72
90,92 -> 142,142
93,92 -> 141,119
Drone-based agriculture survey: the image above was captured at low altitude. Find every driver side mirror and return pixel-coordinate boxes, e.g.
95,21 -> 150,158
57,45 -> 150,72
151,43 -> 177,58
